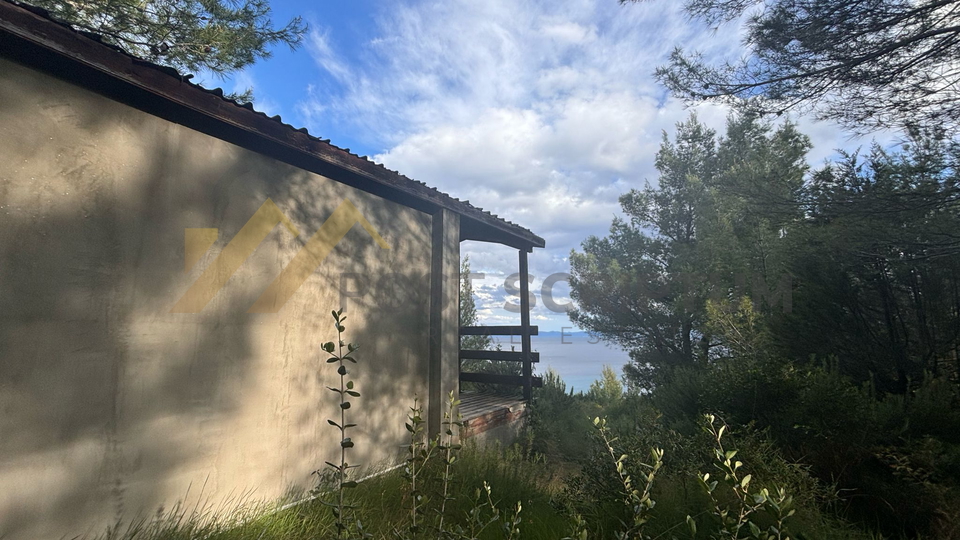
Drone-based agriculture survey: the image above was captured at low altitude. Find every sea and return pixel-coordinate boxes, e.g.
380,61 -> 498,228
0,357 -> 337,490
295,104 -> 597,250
491,331 -> 631,393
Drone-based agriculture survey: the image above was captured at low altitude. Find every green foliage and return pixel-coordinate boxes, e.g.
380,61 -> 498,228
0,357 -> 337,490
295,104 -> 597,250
529,366 -> 908,539
393,391 -> 541,540
570,112 -> 960,538
647,349 -> 960,537
569,115 -> 717,386
570,111 -> 809,390
697,415 -> 796,540
398,391 -> 469,539
28,0 -> 305,78
777,129 -> 960,393
96,362 -> 901,540
96,443 -> 568,540
527,368 -> 595,460
459,256 -> 492,353
627,0 -> 960,133
593,416 -> 664,539
437,392 -> 465,538
587,366 -> 624,407
704,297 -> 768,360
401,396 -> 431,536
315,309 -> 367,539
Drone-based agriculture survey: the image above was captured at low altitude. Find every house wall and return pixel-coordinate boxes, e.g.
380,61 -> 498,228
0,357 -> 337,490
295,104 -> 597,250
0,56 -> 459,539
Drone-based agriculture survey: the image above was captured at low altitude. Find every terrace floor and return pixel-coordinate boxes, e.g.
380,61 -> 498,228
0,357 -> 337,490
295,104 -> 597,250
459,391 -> 527,438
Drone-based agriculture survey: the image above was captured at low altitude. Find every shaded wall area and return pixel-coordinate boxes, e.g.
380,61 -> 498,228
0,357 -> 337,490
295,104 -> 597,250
0,56 -> 457,539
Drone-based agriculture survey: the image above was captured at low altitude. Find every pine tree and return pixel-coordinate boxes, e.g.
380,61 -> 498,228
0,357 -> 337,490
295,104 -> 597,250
569,112 -> 810,389
627,0 -> 960,133
29,0 -> 305,81
459,256 -> 491,352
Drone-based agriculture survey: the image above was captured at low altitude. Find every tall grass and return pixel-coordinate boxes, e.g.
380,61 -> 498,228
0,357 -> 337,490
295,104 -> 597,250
97,443 -> 570,540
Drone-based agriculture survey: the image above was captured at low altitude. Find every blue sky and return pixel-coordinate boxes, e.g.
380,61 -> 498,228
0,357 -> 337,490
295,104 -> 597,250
201,0 -> 886,331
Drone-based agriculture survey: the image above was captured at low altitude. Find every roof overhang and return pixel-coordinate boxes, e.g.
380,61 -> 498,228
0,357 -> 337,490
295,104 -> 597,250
460,216 -> 542,251
0,0 -> 546,252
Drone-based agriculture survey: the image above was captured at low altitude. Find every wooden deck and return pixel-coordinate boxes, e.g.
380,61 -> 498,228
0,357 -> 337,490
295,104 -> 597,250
459,392 -> 527,438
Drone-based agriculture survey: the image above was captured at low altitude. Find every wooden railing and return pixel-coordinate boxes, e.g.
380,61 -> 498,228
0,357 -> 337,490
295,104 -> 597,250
459,325 -> 543,400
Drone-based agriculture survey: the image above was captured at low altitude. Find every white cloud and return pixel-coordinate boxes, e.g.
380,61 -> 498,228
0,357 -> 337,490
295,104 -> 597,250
539,21 -> 597,44
296,0 -> 895,329
308,29 -> 353,85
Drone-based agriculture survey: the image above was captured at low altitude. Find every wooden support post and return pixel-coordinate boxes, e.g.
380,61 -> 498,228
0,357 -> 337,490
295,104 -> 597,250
519,249 -> 532,401
429,209 -> 459,438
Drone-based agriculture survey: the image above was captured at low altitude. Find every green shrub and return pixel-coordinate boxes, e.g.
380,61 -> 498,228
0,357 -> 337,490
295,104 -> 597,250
526,369 -> 595,461
646,350 -> 960,539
